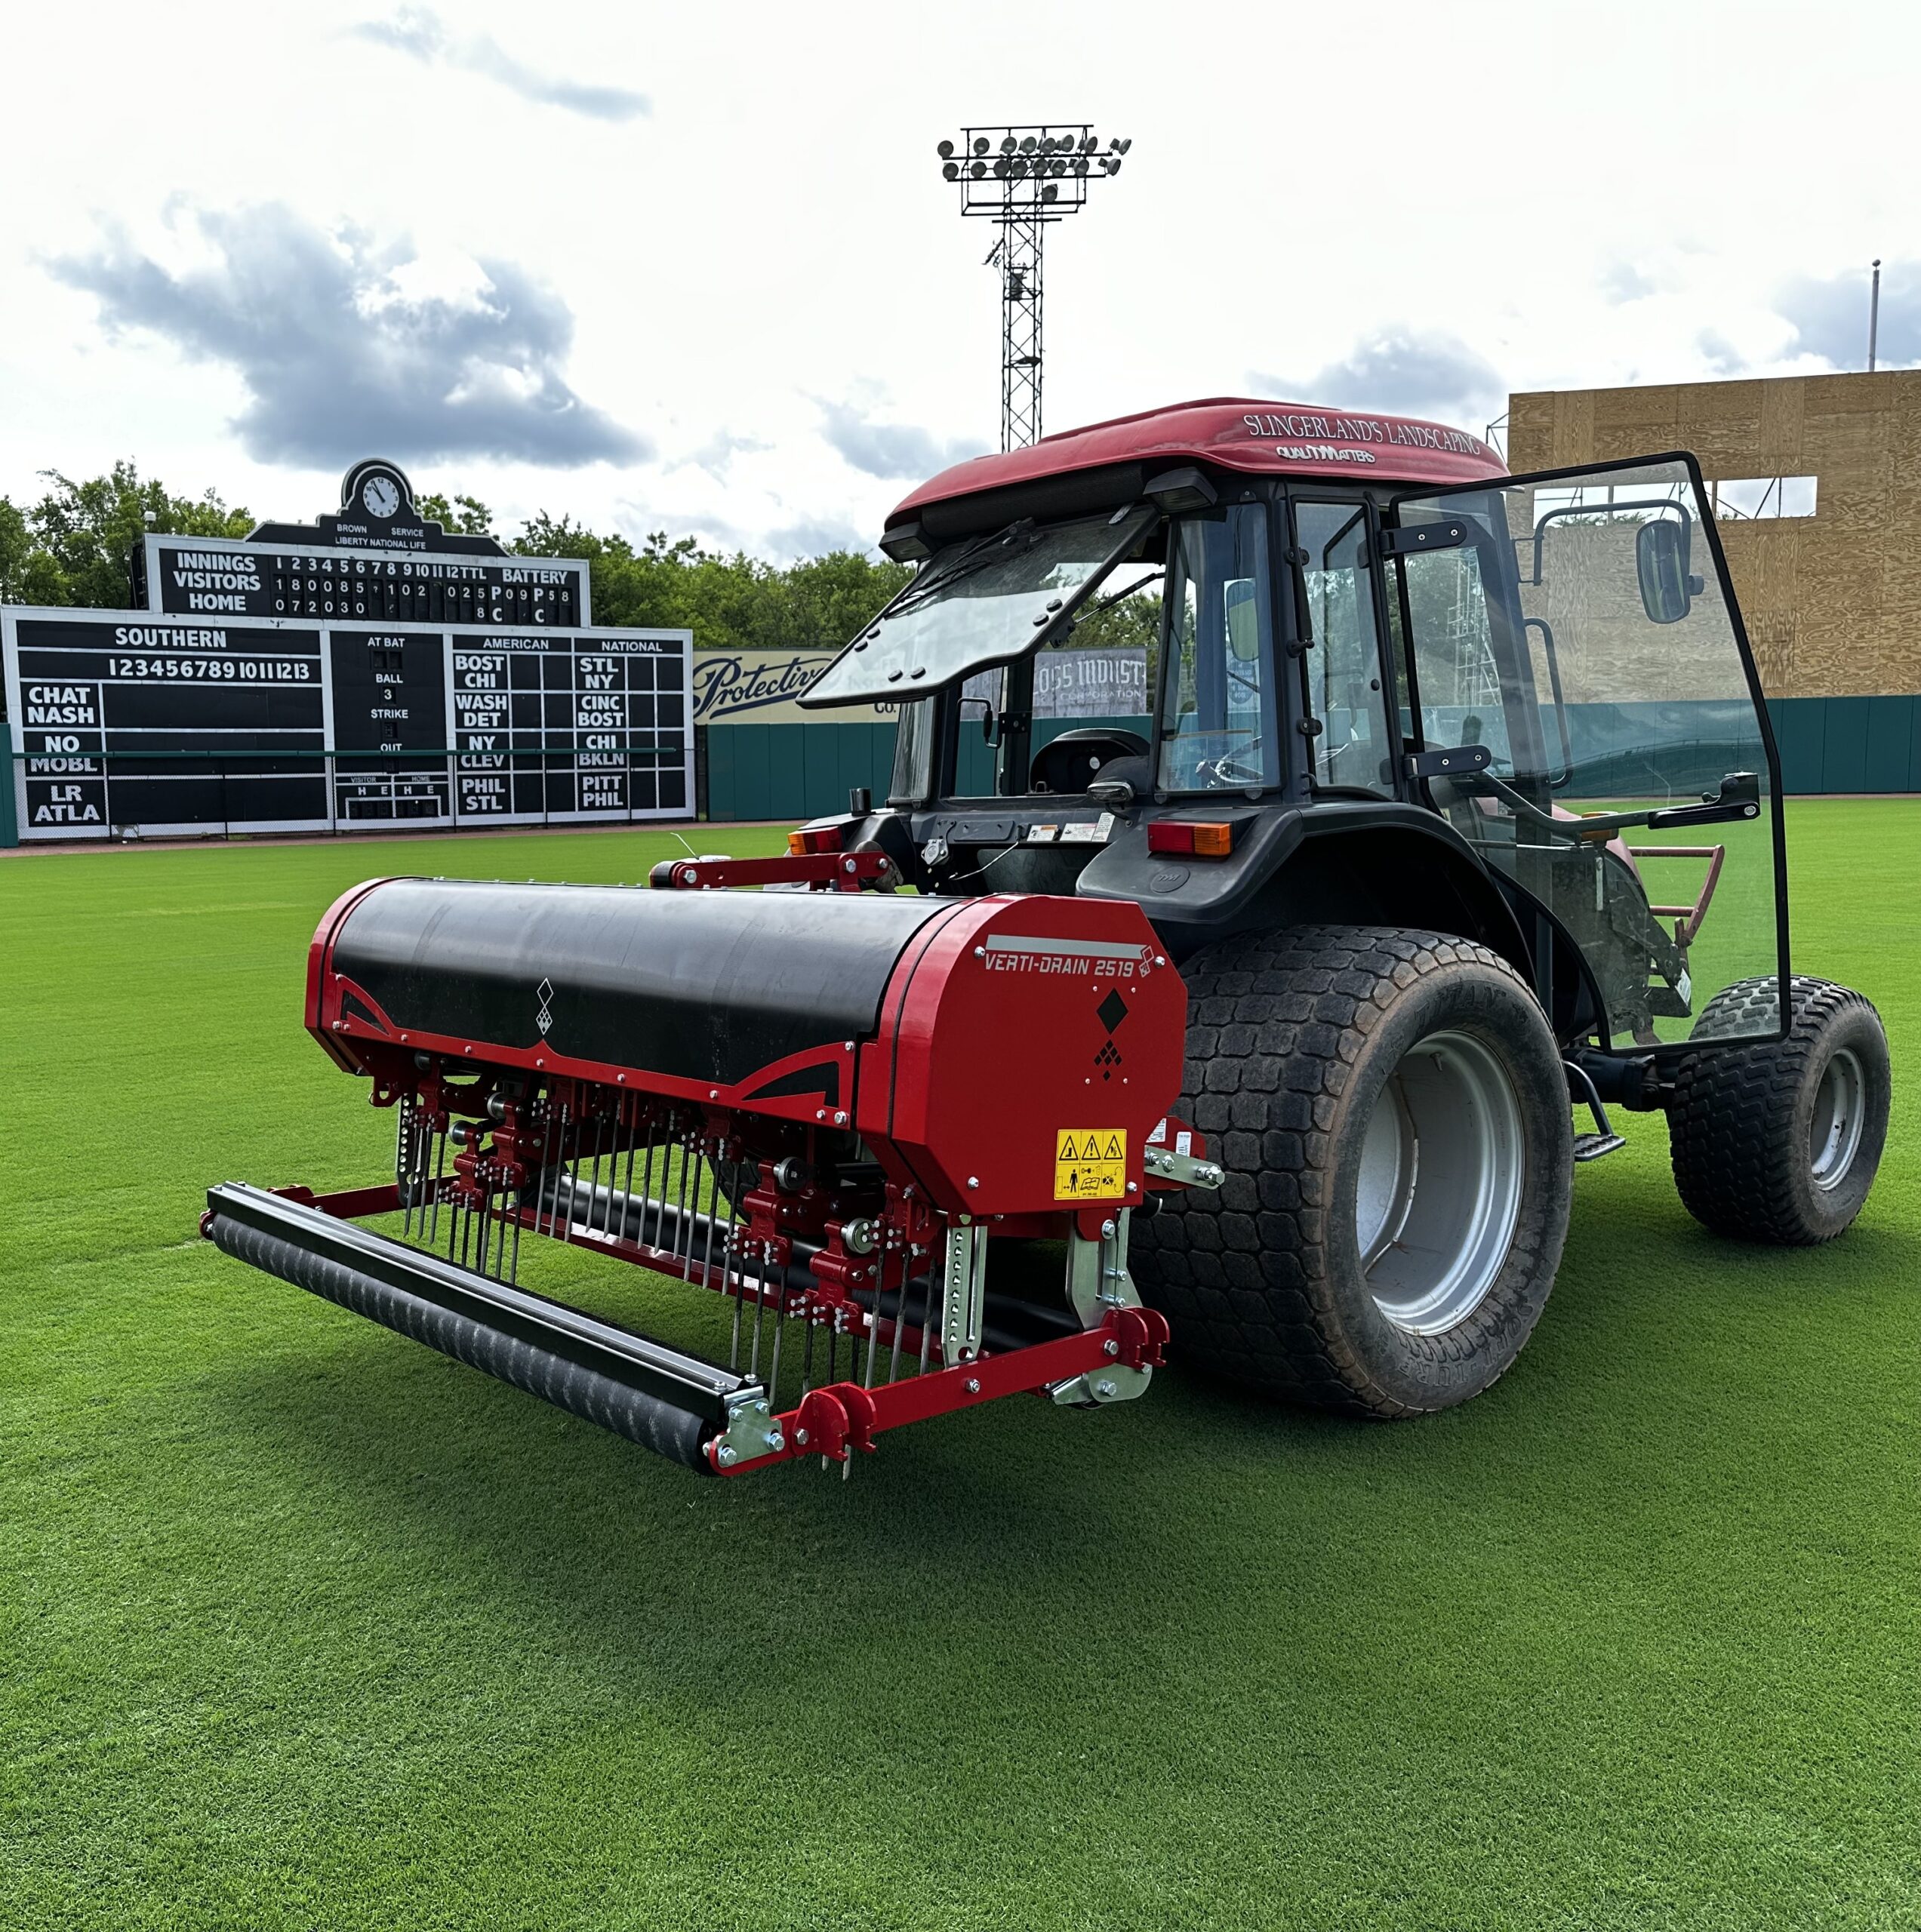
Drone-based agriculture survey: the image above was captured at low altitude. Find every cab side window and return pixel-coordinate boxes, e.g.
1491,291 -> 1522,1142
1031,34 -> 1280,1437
1294,500 -> 1393,796
1156,504 -> 1276,792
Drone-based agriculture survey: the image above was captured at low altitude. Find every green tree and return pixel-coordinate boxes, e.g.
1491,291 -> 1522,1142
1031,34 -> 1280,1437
0,495 -> 32,605
1,462 -> 253,609
509,515 -> 910,653
415,491 -> 494,536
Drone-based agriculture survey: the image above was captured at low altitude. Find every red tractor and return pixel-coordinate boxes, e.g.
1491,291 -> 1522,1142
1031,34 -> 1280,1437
207,398 -> 1891,1470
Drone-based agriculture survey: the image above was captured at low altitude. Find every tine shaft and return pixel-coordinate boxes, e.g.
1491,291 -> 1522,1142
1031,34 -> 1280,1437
888,1254 -> 907,1385
429,1127 -> 445,1246
748,1244 -> 764,1380
599,1106 -> 617,1237
724,1193 -> 744,1373
864,1279 -> 879,1389
801,1312 -> 816,1398
698,1144 -> 719,1287
918,1256 -> 934,1374
537,1102 -> 557,1238
475,1186 -> 490,1275
621,1123 -> 638,1242
508,1201 -> 522,1285
768,1277 -> 787,1411
675,1137 -> 693,1265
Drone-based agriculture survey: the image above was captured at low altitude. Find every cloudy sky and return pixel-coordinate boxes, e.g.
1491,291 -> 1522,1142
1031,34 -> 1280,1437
1,1 -> 1910,558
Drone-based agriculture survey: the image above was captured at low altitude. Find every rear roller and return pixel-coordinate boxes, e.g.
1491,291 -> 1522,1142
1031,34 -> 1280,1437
1130,925 -> 1573,1417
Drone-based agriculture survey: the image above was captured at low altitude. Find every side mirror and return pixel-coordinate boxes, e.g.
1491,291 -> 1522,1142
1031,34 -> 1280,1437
1636,518 -> 1698,624
1224,579 -> 1262,661
957,695 -> 998,745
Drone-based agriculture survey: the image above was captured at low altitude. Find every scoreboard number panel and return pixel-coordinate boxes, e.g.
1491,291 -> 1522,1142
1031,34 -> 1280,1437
3,614 -> 328,836
3,611 -> 693,841
146,537 -> 591,629
450,629 -> 691,825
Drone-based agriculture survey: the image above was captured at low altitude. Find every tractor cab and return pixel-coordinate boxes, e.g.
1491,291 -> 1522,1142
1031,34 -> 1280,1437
804,399 -> 1786,1062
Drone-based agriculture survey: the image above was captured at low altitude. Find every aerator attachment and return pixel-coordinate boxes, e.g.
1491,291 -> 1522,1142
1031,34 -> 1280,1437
204,872 -> 1215,1476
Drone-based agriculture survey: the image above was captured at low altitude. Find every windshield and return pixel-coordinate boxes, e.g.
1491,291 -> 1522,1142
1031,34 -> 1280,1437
804,506 -> 1156,706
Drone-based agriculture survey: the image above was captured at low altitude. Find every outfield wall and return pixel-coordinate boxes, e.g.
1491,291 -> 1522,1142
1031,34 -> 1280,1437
702,696 -> 1921,824
4,696 -> 1913,844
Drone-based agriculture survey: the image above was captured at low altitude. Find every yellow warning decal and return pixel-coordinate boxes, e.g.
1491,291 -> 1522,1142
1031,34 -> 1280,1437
1054,1128 -> 1127,1201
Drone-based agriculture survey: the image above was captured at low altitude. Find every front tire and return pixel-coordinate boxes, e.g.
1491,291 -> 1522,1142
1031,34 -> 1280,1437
1668,976 -> 1889,1244
1130,926 -> 1573,1417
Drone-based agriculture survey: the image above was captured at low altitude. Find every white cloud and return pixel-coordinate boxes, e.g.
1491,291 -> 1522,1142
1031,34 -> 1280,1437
48,204 -> 645,469
349,6 -> 648,121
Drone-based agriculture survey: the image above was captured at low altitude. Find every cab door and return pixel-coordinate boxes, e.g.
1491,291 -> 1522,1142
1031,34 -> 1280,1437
1381,454 -> 1787,1051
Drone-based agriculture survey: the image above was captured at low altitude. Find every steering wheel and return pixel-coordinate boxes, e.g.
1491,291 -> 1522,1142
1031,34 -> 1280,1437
1202,741 -> 1265,788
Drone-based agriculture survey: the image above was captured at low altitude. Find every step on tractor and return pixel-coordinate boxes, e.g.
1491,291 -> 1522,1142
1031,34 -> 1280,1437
205,398 -> 1892,1474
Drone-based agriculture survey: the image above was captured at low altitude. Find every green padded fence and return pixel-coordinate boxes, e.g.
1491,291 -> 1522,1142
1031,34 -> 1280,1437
4,699 -> 1915,845
702,715 -> 1148,823
697,697 -> 1921,826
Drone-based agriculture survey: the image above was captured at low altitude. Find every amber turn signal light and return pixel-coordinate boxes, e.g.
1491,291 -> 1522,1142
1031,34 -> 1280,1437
787,826 -> 845,856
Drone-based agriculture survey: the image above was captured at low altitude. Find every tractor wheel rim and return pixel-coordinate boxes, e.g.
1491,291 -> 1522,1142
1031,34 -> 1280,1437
1810,1047 -> 1866,1191
1356,1029 -> 1525,1337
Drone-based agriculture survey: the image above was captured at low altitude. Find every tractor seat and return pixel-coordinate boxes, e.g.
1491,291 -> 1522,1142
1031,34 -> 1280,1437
1030,728 -> 1150,795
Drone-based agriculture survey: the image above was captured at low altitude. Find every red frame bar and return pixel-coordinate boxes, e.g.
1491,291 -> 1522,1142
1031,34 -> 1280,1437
713,1304 -> 1171,1476
652,851 -> 897,891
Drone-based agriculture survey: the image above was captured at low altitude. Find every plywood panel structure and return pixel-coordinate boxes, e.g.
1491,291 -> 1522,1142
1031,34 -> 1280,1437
1507,372 -> 1921,699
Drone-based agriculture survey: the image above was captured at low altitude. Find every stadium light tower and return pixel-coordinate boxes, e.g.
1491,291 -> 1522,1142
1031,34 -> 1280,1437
937,125 -> 1132,451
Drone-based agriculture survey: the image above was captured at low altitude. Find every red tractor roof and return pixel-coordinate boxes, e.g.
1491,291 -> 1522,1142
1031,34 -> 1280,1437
888,396 -> 1507,529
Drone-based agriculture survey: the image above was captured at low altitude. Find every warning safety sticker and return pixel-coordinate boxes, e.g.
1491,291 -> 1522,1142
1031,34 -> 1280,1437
1054,1128 -> 1126,1201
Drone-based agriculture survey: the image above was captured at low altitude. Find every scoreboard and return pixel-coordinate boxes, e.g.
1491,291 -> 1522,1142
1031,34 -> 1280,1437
141,536 -> 590,628
3,611 -> 691,840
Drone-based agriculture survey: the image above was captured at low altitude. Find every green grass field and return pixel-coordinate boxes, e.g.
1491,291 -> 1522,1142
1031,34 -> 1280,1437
2,804 -> 1916,1931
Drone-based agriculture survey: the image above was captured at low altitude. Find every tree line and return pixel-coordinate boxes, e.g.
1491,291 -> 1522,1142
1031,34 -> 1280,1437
0,460 -> 1159,660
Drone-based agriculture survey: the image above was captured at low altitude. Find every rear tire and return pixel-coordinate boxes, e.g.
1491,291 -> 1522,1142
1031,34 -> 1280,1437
1130,926 -> 1573,1418
1668,976 -> 1889,1244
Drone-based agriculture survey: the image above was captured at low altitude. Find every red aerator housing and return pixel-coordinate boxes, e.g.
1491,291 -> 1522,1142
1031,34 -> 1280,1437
202,874 -> 1202,1481
306,880 -> 1184,1217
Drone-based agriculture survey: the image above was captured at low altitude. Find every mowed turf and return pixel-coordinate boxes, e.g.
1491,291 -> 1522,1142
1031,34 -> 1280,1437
2,806 -> 1916,1932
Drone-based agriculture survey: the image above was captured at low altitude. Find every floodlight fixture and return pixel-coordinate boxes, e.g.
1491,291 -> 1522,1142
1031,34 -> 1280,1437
935,122 -> 1135,451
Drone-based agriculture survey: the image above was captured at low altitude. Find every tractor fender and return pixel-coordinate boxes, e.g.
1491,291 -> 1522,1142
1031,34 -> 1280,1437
1264,806 -> 1533,974
1078,800 -> 1532,978
1079,800 -> 1612,1038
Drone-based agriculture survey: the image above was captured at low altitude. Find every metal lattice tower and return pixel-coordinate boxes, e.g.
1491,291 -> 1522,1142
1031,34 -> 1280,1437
938,125 -> 1132,451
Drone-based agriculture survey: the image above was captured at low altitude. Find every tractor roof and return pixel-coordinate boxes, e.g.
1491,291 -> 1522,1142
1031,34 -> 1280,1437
886,397 -> 1507,537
